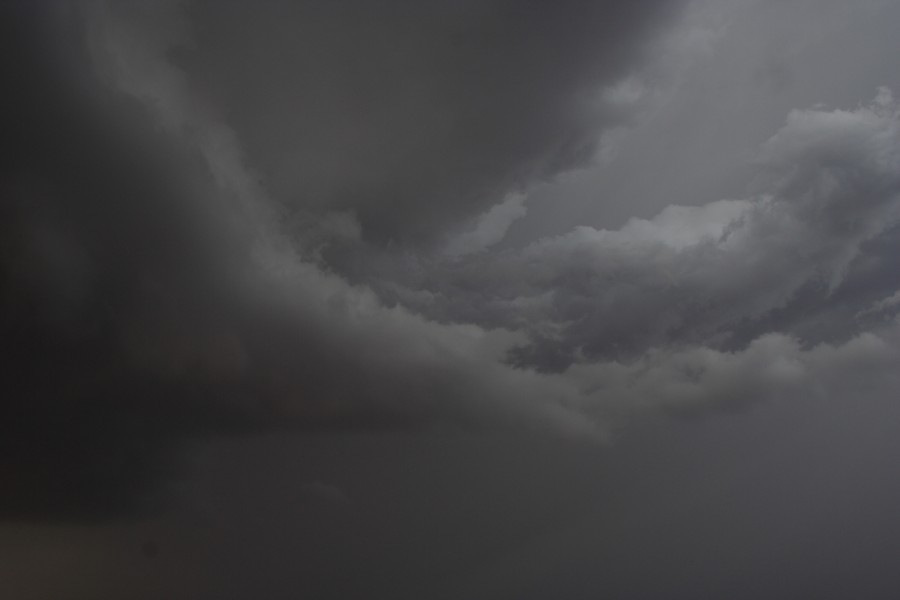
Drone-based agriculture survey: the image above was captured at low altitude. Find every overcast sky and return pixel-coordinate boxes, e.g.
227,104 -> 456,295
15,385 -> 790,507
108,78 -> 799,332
4,1 -> 900,598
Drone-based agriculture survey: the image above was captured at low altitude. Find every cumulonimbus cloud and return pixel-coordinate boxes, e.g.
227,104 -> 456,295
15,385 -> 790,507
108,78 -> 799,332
99,0 -> 900,433
4,0 -> 900,520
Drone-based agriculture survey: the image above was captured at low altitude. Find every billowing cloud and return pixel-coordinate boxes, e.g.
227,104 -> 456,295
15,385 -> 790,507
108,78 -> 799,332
0,0 -> 682,518
172,0 -> 686,245
380,89 -> 900,370
5,0 -> 900,524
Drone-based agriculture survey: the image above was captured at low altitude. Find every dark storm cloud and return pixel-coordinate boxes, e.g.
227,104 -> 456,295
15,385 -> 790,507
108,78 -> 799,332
1,0 -> 683,519
0,2 -> 283,519
6,0 -> 900,527
9,3 -> 900,599
176,0 -> 684,245
377,90 -> 900,373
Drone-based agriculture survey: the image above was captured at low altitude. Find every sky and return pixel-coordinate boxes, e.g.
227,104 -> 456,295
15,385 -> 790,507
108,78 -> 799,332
3,0 -> 900,598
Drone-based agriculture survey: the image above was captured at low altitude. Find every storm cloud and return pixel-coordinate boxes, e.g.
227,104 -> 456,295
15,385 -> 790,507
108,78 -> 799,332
174,0 -> 683,245
4,0 -> 900,542
1,0 -> 683,518
382,89 -> 900,369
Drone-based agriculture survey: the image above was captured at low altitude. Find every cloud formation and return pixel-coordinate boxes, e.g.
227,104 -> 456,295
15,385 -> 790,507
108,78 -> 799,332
174,0 -> 685,245
1,0 -> 682,518
5,0 -> 900,521
380,89 -> 900,369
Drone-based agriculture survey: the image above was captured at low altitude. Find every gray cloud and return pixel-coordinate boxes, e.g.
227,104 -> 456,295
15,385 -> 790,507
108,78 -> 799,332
173,0 -> 685,245
378,90 -> 900,371
6,0 -> 900,529
2,0 -> 682,519
442,192 -> 528,258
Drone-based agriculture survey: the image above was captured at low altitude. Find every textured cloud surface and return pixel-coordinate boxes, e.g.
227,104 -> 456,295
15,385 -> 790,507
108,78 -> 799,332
176,0 -> 682,244
385,89 -> 900,368
4,0 -> 900,523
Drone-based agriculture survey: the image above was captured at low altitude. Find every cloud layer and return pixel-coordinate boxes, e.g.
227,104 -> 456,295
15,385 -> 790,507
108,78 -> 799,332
5,0 -> 900,520
383,89 -> 900,367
